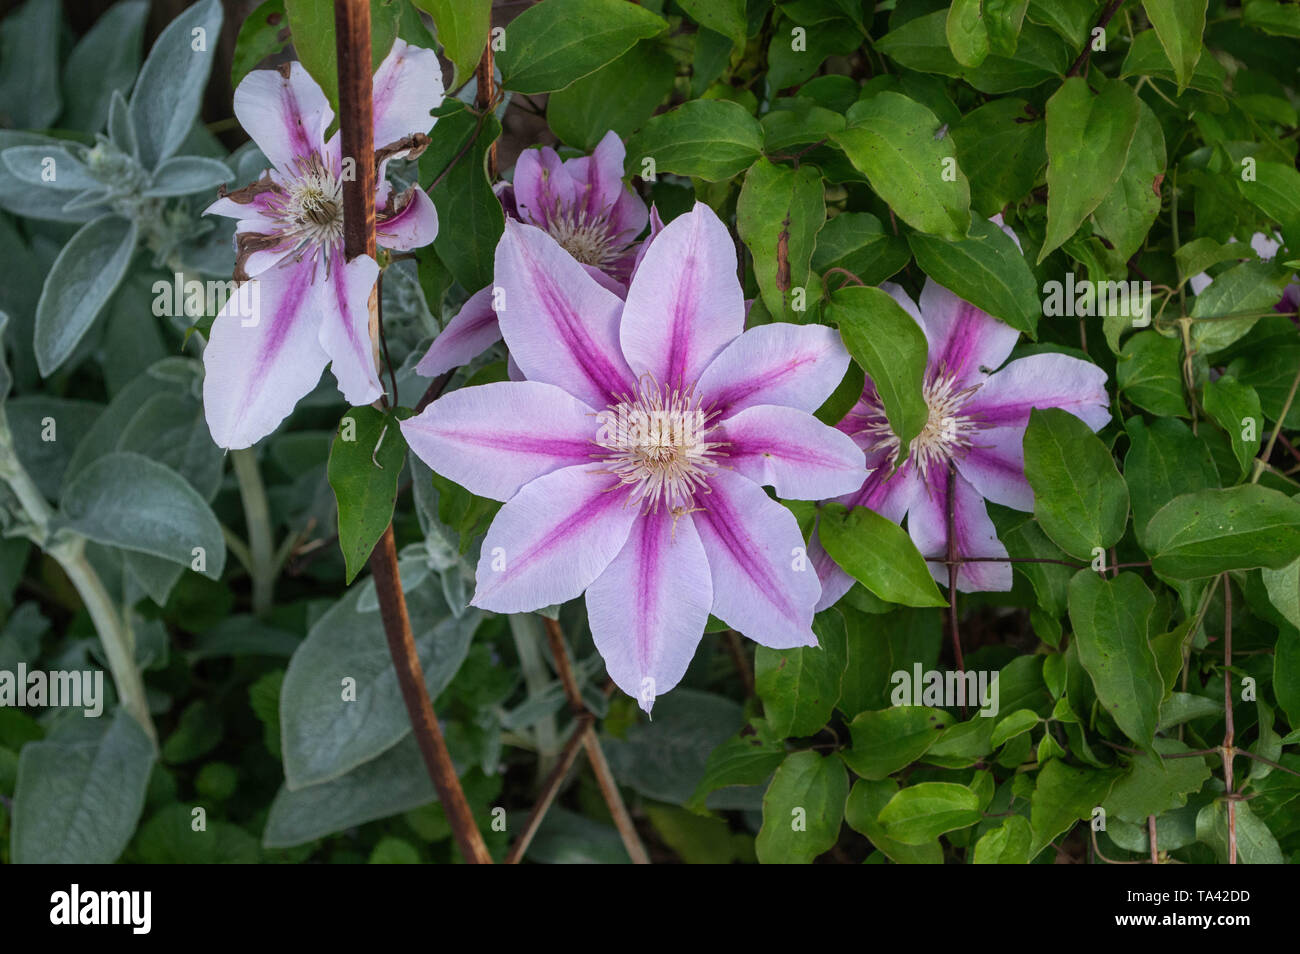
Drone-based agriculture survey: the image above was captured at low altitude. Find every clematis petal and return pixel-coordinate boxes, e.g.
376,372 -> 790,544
965,352 -> 1111,432
628,204 -> 665,282
494,219 -> 635,408
619,202 -> 745,387
586,507 -> 712,714
371,39 -> 443,148
314,251 -> 384,408
233,63 -> 332,177
512,146 -> 574,228
697,322 -> 850,418
415,285 -> 500,379
714,404 -> 867,500
586,131 -> 648,240
400,381 -> 598,502
918,279 -> 1020,386
376,186 -> 439,251
470,465 -> 638,613
954,427 -> 1034,511
833,448 -> 922,522
691,470 -> 820,649
907,467 -> 1012,592
202,260 -> 328,450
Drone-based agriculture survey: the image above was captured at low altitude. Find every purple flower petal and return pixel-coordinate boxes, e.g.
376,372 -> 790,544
965,352 -> 1111,431
714,404 -> 867,500
917,279 -> 1020,387
415,285 -> 501,379
619,202 -> 745,388
470,464 -> 638,613
376,186 -> 439,251
400,381 -> 598,502
512,146 -> 574,228
371,39 -> 442,148
585,130 -> 648,240
202,260 -> 328,450
691,470 -> 820,649
586,507 -> 712,714
316,250 -> 384,407
832,448 -> 921,520
810,521 -> 854,612
697,322 -> 850,418
232,63 -> 332,177
907,466 -> 1012,592
954,427 -> 1034,511
494,219 -> 634,408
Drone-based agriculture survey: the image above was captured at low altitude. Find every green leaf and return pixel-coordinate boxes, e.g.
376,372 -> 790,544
985,0 -> 1031,56
1040,76 -> 1140,263
327,406 -> 407,584
1093,99 -> 1165,262
1145,486 -> 1300,579
810,212 -> 911,287
62,0 -> 149,133
950,98 -> 1046,218
754,641 -> 841,738
1104,739 -> 1212,823
825,284 -> 929,460
1119,25 -> 1225,93
625,99 -> 763,182
34,215 -> 137,377
686,733 -> 785,814
0,0 -> 61,129
1029,758 -> 1118,858
990,708 -> 1040,747
756,751 -> 848,863
818,504 -> 947,608
1023,407 -> 1130,561
947,0 -> 990,67
1067,570 -> 1162,749
1122,417 -> 1218,548
972,814 -> 1032,863
1191,261 -> 1287,353
58,451 -> 226,578
498,0 -> 667,94
1202,376 -> 1263,478
736,159 -> 825,322
678,0 -> 747,51
877,781 -> 982,844
129,0 -> 224,169
12,710 -> 155,863
283,0 -> 399,113
1142,0 -> 1207,91
841,706 -> 952,779
1274,626 -> 1300,729
844,778 -> 943,863
412,0 -> 490,90
908,215 -> 1040,337
231,0 -> 290,90
1262,558 -> 1300,632
1116,330 -> 1188,417
833,92 -> 971,240
421,103 -> 504,292
547,39 -> 676,150
279,582 -> 478,788
1196,798 -> 1284,864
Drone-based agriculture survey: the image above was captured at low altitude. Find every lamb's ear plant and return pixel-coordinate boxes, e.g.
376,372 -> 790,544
2,0 -> 1300,869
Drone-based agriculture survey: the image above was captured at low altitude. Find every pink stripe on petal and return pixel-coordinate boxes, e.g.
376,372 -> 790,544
470,464 -> 637,613
400,380 -> 598,502
955,426 -> 1034,512
691,471 -> 820,649
415,285 -> 501,379
715,404 -> 867,500
587,507 -> 712,713
907,466 -> 1012,593
371,39 -> 443,148
376,186 -> 439,251
316,251 -> 384,407
494,220 -> 634,408
233,63 -> 332,177
965,352 -> 1111,431
202,260 -> 328,449
699,322 -> 850,418
918,279 -> 1019,387
620,202 -> 745,388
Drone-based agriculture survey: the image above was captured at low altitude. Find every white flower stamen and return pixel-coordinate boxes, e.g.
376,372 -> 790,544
849,368 -> 986,479
595,376 -> 727,515
261,156 -> 345,263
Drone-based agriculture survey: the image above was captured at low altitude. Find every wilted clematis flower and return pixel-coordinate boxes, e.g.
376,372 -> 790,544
203,40 -> 443,449
401,203 -> 866,712
414,131 -> 650,380
812,279 -> 1111,608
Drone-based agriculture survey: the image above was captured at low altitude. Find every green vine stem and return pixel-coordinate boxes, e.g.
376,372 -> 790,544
231,448 -> 275,617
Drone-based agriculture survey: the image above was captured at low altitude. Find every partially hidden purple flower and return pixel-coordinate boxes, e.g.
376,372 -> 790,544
401,202 -> 866,712
414,131 -> 651,380
811,278 -> 1111,608
203,41 -> 444,449
1189,231 -> 1300,315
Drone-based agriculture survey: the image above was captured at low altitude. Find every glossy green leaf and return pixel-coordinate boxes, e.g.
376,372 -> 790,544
817,503 -> 947,608
841,706 -> 952,780
755,751 -> 848,863
327,406 -> 407,584
1145,486 -> 1300,579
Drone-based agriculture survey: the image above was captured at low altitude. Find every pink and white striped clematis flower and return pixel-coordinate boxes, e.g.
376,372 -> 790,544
414,131 -> 650,380
401,203 -> 866,712
202,41 -> 443,449
812,279 -> 1111,608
